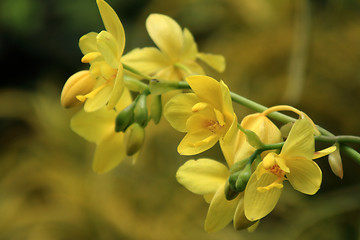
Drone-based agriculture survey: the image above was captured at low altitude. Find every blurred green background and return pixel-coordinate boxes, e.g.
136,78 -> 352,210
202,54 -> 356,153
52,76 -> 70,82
0,0 -> 360,239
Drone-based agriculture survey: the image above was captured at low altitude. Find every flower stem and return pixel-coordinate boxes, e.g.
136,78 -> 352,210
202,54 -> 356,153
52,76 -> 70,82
315,135 -> 360,145
123,63 -> 152,81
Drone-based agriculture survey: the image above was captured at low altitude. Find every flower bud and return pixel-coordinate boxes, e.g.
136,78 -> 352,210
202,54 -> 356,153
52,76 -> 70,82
228,164 -> 252,193
150,95 -> 162,124
328,144 -> 343,179
235,167 -> 251,192
115,102 -> 135,132
224,178 -> 240,201
60,71 -> 96,108
133,94 -> 148,126
124,123 -> 145,156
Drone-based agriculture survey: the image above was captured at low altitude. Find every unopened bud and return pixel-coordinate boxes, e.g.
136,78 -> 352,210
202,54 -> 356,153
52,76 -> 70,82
133,94 -> 148,126
115,102 -> 135,132
124,123 -> 145,156
150,95 -> 162,124
235,169 -> 251,192
228,164 -> 252,193
328,144 -> 343,179
224,178 -> 240,201
60,70 -> 96,108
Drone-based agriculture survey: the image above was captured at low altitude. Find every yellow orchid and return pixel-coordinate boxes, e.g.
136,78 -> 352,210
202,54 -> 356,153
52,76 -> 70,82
164,75 -> 237,155
121,14 -> 225,81
66,0 -> 126,112
70,89 -> 133,174
244,118 -> 332,221
176,113 -> 282,232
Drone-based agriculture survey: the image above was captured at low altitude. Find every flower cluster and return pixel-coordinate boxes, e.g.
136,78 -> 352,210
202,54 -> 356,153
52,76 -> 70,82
60,0 -> 353,233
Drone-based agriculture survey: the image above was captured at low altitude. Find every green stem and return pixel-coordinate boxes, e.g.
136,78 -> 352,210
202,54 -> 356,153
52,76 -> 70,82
230,142 -> 284,173
123,63 -> 152,81
315,135 -> 360,145
340,145 -> 360,165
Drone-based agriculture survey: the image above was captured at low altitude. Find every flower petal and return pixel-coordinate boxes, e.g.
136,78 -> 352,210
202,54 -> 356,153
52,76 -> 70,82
177,130 -> 219,155
233,114 -> 282,163
280,119 -> 314,160
96,30 -> 119,69
313,145 -> 337,159
164,93 -> 198,132
181,28 -> 198,60
93,131 -> 126,174
219,80 -> 234,115
146,14 -> 183,60
186,75 -> 223,111
84,84 -> 112,112
70,108 -> 116,143
121,47 -> 168,75
220,114 -> 239,167
233,193 -> 256,230
107,63 -> 125,110
197,52 -> 226,73
286,157 -> 322,195
204,183 -> 240,232
176,159 -> 229,195
79,32 -> 98,55
96,0 -> 125,55
114,87 -> 132,111
244,170 -> 282,221
182,61 -> 205,75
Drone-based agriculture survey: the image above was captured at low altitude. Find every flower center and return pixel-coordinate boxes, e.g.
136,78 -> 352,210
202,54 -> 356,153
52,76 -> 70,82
268,164 -> 286,179
203,119 -> 222,133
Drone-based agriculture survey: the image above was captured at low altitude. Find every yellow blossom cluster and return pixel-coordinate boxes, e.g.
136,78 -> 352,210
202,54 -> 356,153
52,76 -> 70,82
60,0 -> 348,233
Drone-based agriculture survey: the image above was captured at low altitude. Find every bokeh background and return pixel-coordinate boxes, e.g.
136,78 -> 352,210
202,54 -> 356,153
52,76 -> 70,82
1,0 -> 360,239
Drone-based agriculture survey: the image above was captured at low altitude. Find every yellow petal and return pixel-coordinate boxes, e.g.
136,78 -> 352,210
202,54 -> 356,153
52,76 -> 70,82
164,93 -> 198,132
146,14 -> 183,60
244,170 -> 282,221
280,119 -> 314,160
286,157 -> 322,195
313,145 -> 337,159
178,130 -> 219,155
79,32 -> 98,55
114,87 -> 133,111
176,159 -> 229,195
181,61 -> 205,76
181,28 -> 198,60
203,193 -> 214,204
107,63 -> 125,110
204,183 -> 240,232
154,65 -> 180,81
84,84 -> 112,112
121,47 -> 168,75
220,114 -> 239,167
96,31 -> 119,69
186,75 -> 222,111
233,114 -> 282,164
70,108 -> 116,143
233,193 -> 256,230
96,0 -> 125,55
93,131 -> 126,174
197,52 -> 226,73
219,80 -> 234,115
81,52 -> 102,63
